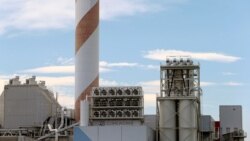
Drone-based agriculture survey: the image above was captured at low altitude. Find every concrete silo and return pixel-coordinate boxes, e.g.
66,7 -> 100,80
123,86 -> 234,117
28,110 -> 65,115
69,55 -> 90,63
156,57 -> 201,141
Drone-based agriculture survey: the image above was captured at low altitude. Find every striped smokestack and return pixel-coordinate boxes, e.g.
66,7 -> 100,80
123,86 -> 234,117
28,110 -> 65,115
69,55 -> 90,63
75,0 -> 99,121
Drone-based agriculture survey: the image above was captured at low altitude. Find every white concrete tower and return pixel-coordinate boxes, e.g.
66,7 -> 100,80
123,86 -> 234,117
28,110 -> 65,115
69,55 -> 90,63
75,0 -> 99,121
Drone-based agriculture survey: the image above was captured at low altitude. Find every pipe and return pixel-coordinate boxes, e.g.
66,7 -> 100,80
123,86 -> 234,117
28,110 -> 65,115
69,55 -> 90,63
47,107 -> 65,141
36,122 -> 79,141
58,107 -> 65,130
80,100 -> 89,126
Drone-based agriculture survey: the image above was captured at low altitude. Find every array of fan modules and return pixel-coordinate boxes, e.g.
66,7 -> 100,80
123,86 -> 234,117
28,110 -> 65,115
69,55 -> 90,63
89,87 -> 144,123
165,58 -> 194,66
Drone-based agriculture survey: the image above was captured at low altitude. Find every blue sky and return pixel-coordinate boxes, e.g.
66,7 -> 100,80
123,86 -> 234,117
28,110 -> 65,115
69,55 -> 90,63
0,0 -> 249,139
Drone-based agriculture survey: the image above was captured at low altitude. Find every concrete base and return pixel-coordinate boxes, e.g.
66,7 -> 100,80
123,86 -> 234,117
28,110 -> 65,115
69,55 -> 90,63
74,125 -> 155,141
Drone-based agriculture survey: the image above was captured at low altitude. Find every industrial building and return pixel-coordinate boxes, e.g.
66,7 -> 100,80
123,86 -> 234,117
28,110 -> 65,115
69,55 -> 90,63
72,0 -> 247,140
0,76 -> 75,140
0,76 -> 60,129
219,105 -> 247,141
200,115 -> 215,141
0,0 -> 247,140
73,58 -> 247,141
156,57 -> 201,141
74,86 -> 155,141
0,59 -> 247,141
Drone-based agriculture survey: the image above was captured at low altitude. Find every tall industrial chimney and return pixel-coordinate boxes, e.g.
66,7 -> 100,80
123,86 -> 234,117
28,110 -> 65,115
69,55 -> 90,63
75,0 -> 99,121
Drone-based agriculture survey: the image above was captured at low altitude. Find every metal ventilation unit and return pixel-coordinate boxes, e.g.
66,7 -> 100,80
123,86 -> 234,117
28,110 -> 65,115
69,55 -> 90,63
156,57 -> 202,141
89,87 -> 144,126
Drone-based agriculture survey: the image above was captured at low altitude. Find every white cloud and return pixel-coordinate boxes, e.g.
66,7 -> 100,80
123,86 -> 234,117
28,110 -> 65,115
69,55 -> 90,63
144,94 -> 156,107
37,76 -> 74,86
164,0 -> 189,4
0,0 -> 74,34
100,78 -> 119,86
57,94 -> 74,109
0,78 -> 7,94
99,67 -> 113,73
139,80 -> 160,94
100,61 -> 140,72
24,66 -> 74,74
201,82 -> 216,87
99,78 -> 119,86
144,49 -> 241,63
100,61 -> 138,68
100,78 -> 131,86
139,64 -> 159,70
223,82 -> 244,86
0,23 -> 5,35
100,61 -> 159,71
0,0 -> 162,34
21,61 -> 139,74
56,57 -> 74,65
100,0 -> 161,20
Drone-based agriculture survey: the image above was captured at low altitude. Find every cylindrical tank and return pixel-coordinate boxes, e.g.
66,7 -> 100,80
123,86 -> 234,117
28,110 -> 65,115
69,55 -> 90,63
159,100 -> 176,141
75,0 -> 100,121
80,100 -> 89,126
179,100 -> 197,141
